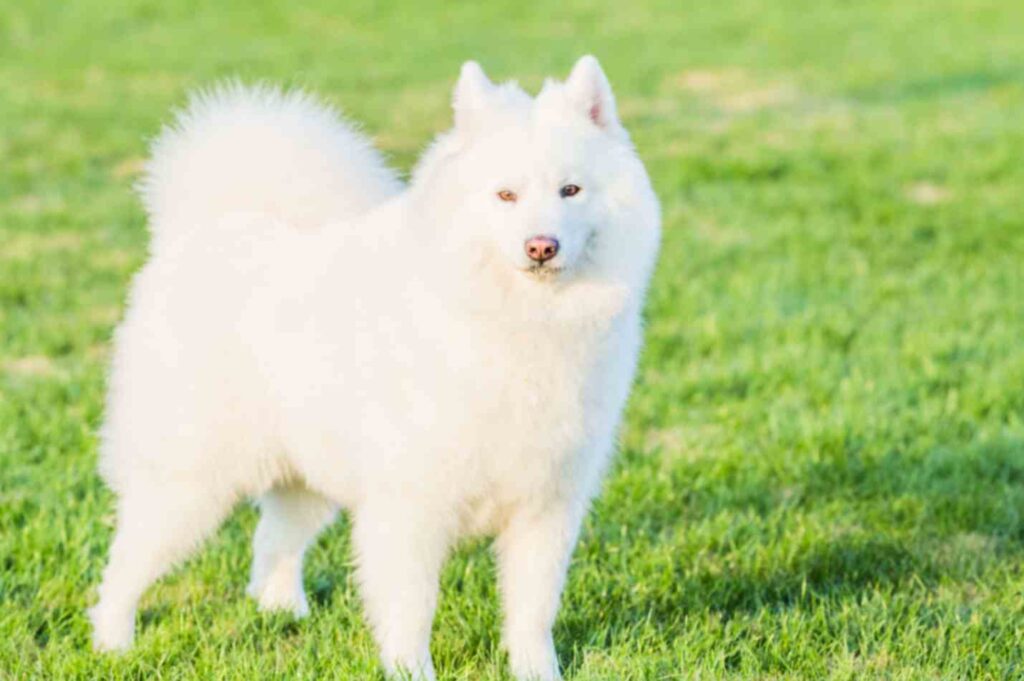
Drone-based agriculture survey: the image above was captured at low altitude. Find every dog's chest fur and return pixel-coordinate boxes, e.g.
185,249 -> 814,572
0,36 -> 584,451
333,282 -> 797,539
439,312 -> 632,534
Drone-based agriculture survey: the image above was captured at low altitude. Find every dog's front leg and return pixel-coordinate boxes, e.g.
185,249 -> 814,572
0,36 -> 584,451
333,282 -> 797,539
495,500 -> 585,681
352,502 -> 451,681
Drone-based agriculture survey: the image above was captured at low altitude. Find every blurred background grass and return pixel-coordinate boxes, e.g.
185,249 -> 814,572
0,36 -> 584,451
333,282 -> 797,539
2,1 -> 1024,678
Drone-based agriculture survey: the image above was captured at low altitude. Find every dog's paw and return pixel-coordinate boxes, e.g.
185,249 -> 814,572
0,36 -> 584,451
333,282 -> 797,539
382,656 -> 436,681
89,603 -> 135,653
507,632 -> 562,681
247,573 -> 310,618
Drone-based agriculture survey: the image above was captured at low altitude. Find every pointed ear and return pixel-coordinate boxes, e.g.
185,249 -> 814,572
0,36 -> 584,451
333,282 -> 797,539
452,61 -> 494,129
565,55 -> 619,130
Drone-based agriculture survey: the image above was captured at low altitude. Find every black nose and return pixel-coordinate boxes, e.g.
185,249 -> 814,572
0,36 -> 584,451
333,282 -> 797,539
525,236 -> 559,263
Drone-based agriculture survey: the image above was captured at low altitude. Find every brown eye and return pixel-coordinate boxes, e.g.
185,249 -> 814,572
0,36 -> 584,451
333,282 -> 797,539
560,184 -> 581,198
497,189 -> 518,202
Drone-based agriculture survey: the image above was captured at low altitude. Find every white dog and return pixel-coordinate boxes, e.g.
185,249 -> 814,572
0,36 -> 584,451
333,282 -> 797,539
90,56 -> 660,680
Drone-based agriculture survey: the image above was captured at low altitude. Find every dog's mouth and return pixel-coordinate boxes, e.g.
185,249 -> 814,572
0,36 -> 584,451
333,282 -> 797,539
527,263 -> 564,275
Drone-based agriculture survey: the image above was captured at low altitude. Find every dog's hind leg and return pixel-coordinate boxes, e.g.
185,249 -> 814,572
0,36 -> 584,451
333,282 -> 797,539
246,484 -> 336,617
89,481 -> 236,651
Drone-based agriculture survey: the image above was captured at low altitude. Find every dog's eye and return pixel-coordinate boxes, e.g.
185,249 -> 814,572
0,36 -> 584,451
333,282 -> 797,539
497,189 -> 518,202
560,184 -> 581,198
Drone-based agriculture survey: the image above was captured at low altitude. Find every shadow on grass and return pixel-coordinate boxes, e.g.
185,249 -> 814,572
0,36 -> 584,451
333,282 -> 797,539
557,435 -> 1024,664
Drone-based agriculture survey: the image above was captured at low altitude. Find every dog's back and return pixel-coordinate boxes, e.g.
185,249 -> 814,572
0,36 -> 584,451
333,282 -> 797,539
97,86 -> 404,495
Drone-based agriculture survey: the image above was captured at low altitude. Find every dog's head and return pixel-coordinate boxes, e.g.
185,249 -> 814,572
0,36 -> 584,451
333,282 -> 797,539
411,56 -> 660,320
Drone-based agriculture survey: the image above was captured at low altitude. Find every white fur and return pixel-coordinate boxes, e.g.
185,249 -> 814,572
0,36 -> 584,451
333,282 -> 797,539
90,56 -> 660,681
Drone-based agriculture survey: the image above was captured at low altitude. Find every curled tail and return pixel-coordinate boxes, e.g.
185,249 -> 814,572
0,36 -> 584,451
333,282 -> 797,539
140,83 -> 401,247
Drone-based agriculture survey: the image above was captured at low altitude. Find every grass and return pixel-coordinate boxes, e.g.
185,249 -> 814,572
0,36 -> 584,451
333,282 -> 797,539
2,0 -> 1024,678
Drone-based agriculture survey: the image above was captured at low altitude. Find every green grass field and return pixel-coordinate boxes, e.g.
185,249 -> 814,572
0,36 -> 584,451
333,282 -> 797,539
3,1 -> 1024,678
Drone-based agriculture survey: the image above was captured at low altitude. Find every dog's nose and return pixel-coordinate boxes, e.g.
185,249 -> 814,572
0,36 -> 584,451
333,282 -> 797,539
525,236 -> 559,263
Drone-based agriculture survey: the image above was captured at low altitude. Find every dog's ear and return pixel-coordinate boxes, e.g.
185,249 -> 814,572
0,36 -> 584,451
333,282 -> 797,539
453,61 -> 494,130
565,55 -> 619,130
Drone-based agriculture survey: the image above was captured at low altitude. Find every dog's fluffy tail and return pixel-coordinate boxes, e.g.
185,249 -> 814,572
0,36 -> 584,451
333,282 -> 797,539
140,83 -> 401,246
